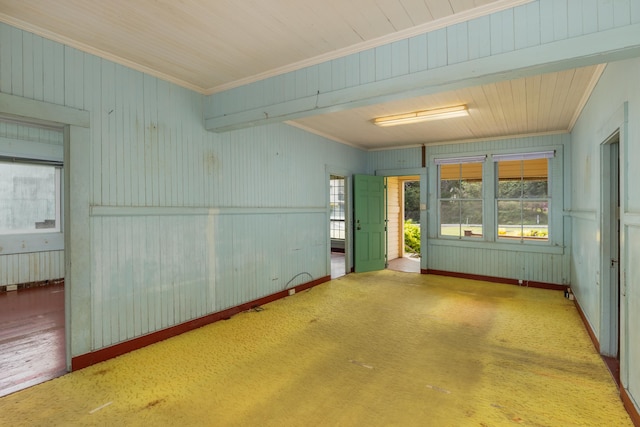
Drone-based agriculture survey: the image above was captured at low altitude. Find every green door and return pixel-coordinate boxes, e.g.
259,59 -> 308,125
354,174 -> 386,272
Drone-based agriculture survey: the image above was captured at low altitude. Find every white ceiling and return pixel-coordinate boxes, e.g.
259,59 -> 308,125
0,0 -> 604,150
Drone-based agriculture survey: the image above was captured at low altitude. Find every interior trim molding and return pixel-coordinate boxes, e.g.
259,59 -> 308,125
425,269 -> 565,291
71,275 -> 330,371
568,63 -> 607,131
572,296 -> 600,353
90,206 -> 327,217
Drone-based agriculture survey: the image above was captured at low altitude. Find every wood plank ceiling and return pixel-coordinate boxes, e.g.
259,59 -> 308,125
0,0 -> 604,150
290,65 -> 603,149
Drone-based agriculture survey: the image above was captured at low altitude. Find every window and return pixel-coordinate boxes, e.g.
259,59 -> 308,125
494,152 -> 552,242
329,175 -> 345,240
437,157 -> 484,238
0,161 -> 61,235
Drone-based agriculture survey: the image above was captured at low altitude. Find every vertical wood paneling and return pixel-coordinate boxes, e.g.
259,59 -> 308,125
78,112 -> 353,349
22,32 -> 34,100
490,8 -> 512,55
294,68 -> 308,99
408,34 -> 428,73
627,224 -> 640,399
427,28 -> 448,69
368,147 -> 422,173
581,0 -> 599,34
92,218 -> 103,348
390,39 -> 409,78
0,25 -> 11,94
468,15 -> 491,60
567,0 -> 584,38
375,44 -> 393,81
345,54 -> 360,88
0,251 -> 64,286
514,2 -> 540,50
10,26 -> 23,97
331,57 -> 347,91
613,0 -> 632,27
447,22 -> 468,65
551,0 -> 569,42
318,61 -> 332,94
64,46 -> 83,110
633,0 -> 640,23
359,49 -> 375,84
597,0 -> 615,31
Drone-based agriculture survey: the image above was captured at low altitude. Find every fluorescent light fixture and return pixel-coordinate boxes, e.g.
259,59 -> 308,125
373,105 -> 468,127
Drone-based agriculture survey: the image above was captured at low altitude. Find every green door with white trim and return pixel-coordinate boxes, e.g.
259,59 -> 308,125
354,174 -> 386,272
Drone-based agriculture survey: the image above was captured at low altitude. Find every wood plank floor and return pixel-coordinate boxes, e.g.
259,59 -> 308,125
0,284 -> 66,397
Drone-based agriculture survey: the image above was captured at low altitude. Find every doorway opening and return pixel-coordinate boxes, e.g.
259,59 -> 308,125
330,175 -> 346,278
0,118 -> 66,396
600,131 -> 620,385
386,176 -> 421,273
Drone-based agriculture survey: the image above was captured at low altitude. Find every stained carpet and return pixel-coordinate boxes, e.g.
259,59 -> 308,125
0,271 -> 631,426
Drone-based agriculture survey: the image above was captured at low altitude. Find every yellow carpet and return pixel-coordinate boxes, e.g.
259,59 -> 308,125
0,271 -> 631,426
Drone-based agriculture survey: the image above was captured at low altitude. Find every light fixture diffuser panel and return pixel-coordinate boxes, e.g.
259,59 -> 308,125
374,105 -> 468,127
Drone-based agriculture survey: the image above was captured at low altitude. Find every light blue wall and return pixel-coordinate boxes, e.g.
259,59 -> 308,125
0,22 -> 367,356
570,57 -> 640,406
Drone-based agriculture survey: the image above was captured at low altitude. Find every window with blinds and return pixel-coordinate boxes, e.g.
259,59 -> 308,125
494,151 -> 553,242
437,156 -> 485,239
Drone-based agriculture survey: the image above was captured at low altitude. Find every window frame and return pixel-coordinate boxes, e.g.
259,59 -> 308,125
329,175 -> 346,240
493,151 -> 554,245
431,148 -> 560,251
436,156 -> 486,240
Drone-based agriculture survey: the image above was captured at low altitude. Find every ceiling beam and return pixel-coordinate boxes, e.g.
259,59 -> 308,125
206,23 -> 640,133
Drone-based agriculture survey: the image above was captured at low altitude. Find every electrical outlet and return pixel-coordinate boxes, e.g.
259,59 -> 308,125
518,279 -> 523,285
288,289 -> 295,296
6,284 -> 17,292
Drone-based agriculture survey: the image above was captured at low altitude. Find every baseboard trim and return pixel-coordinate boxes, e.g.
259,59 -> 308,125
425,269 -> 565,291
71,275 -> 331,371
573,296 -> 640,426
572,297 -> 600,353
621,386 -> 640,427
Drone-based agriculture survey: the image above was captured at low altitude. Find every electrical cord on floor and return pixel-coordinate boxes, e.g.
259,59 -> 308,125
283,272 -> 313,291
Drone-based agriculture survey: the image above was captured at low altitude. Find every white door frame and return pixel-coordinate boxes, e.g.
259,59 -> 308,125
326,166 -> 352,276
600,131 -> 620,358
375,167 -> 427,271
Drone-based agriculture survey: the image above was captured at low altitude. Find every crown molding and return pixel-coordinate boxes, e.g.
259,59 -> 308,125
568,63 -> 607,132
